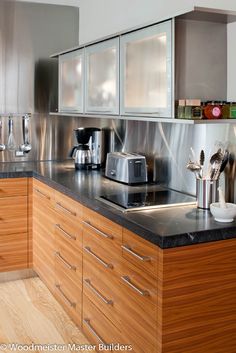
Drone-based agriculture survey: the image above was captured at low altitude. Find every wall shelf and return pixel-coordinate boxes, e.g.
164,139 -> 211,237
49,112 -> 236,124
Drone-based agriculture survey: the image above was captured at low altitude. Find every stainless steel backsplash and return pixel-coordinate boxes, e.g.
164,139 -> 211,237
0,1 -> 235,201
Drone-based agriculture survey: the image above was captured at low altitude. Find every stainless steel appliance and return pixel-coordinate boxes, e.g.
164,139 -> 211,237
105,152 -> 147,184
70,127 -> 104,170
98,187 -> 196,212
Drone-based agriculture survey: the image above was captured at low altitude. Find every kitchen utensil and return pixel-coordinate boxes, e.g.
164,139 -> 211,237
7,117 -> 16,151
196,179 -> 219,209
210,202 -> 236,222
20,114 -> 32,153
199,149 -> 205,178
0,119 -> 6,151
218,186 -> 226,208
186,160 -> 201,179
219,150 -> 229,174
209,148 -> 224,180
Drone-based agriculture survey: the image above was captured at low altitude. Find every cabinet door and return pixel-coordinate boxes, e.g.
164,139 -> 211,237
85,38 -> 119,115
120,20 -> 173,118
59,49 -> 84,113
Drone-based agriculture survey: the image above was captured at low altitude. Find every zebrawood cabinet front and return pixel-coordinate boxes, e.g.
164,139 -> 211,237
0,178 -> 28,272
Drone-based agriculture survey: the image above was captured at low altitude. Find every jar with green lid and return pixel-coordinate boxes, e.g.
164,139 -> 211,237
229,102 -> 236,118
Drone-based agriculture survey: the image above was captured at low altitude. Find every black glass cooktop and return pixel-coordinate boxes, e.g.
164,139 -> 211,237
99,189 -> 196,212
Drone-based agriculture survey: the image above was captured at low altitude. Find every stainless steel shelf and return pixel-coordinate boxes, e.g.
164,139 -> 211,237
49,112 -> 236,124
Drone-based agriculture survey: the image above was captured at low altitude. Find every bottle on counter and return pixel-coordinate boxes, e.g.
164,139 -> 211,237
229,102 -> 236,118
176,99 -> 186,119
185,99 -> 202,119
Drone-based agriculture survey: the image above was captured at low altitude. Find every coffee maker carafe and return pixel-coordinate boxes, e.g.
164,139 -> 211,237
69,127 -> 103,170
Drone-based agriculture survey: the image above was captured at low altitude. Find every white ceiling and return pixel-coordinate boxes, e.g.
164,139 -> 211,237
18,0 -> 80,6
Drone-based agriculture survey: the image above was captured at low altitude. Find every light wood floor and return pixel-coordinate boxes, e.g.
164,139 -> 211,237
0,277 -> 90,352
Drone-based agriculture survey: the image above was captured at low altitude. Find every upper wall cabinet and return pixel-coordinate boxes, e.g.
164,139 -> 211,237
120,20 -> 173,118
85,38 -> 119,115
59,49 -> 84,113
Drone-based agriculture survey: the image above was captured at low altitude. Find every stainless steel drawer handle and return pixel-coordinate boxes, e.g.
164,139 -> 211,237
83,319 -> 106,345
121,245 -> 151,262
55,252 -> 76,271
84,247 -> 113,269
34,188 -> 50,200
83,221 -> 113,239
55,284 -> 76,308
55,224 -> 76,241
121,276 -> 150,297
84,279 -> 113,306
55,202 -> 76,217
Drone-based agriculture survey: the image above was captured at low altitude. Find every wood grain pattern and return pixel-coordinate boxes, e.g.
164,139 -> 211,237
0,232 -> 28,272
0,196 -> 27,236
0,277 -> 89,351
122,228 -> 158,277
33,178 -> 55,209
28,178 -> 33,268
83,294 -> 122,353
0,178 -> 28,198
159,239 -> 236,353
54,189 -> 83,224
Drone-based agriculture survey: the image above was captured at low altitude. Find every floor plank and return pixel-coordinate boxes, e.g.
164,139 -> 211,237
0,277 -> 90,352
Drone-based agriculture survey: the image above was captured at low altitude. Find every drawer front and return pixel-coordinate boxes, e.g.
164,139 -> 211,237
54,190 -> 82,224
33,203 -> 55,247
83,231 -> 120,277
54,235 -> 82,286
33,179 -> 54,209
83,252 -> 121,327
0,196 -> 27,235
54,265 -> 82,327
0,178 -> 28,198
54,215 -> 82,251
83,294 -> 123,353
122,229 -> 158,277
0,232 -> 28,272
83,207 -> 122,250
118,259 -> 157,353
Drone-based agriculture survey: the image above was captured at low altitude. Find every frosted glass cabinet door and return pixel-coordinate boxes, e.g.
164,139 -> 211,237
85,38 -> 119,114
59,49 -> 84,112
120,20 -> 173,118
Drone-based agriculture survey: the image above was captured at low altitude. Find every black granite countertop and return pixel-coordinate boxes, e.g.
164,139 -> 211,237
1,160 -> 236,249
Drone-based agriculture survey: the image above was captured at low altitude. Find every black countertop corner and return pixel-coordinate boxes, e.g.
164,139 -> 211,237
1,160 -> 236,249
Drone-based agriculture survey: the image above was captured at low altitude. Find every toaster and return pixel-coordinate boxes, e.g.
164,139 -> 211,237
105,152 -> 147,184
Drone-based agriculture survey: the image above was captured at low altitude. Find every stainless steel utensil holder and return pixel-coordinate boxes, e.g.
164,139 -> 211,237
196,179 -> 219,209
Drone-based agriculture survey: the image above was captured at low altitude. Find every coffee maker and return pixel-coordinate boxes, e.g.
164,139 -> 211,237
69,127 -> 104,170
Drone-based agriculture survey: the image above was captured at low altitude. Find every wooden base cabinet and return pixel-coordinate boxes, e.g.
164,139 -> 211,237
0,178 -> 28,272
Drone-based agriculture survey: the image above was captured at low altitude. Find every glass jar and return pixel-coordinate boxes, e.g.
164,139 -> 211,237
185,99 -> 202,120
221,101 -> 230,119
203,101 -> 222,119
177,99 -> 186,119
229,102 -> 236,118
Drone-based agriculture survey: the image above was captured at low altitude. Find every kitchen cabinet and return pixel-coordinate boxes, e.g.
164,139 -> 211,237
85,38 -> 119,115
58,49 -> 84,113
0,178 -> 28,272
120,20 -> 173,118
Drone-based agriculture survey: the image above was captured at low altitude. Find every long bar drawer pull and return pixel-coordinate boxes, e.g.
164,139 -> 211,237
55,224 -> 76,241
121,276 -> 150,297
55,202 -> 76,216
121,245 -> 151,262
84,279 -> 113,305
84,247 -> 113,269
55,284 -> 76,308
82,221 -> 113,239
55,252 -> 76,271
83,319 -> 106,345
34,188 -> 50,200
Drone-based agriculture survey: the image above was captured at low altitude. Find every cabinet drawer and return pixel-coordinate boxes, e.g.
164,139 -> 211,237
54,190 -> 82,224
83,294 -> 122,352
0,232 -> 28,272
83,207 -> 122,252
0,196 -> 27,235
122,228 -> 158,277
33,179 -> 54,209
118,259 -> 157,353
54,265 -> 82,327
83,252 -> 121,327
54,235 -> 82,286
0,178 -> 28,197
83,232 -> 120,277
54,215 -> 82,251
33,203 -> 55,247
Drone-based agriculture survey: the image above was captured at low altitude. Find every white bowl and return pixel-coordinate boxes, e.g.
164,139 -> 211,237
210,202 -> 236,223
